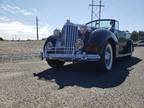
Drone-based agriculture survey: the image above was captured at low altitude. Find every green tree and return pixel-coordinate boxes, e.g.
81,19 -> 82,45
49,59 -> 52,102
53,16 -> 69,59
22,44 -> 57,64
131,31 -> 138,41
138,31 -> 144,40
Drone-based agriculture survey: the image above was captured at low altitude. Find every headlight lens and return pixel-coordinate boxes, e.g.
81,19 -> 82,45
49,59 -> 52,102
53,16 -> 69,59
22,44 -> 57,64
75,38 -> 84,49
45,42 -> 53,50
79,25 -> 87,35
53,29 -> 61,37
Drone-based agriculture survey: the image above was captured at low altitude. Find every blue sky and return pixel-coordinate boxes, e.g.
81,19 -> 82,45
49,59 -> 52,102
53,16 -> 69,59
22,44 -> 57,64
0,0 -> 144,40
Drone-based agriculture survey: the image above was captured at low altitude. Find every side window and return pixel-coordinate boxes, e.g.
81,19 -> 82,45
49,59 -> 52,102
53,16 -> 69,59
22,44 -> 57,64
86,21 -> 96,28
115,21 -> 119,30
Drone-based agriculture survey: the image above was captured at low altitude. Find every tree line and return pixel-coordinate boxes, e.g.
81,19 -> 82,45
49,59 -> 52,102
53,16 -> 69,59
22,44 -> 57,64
131,31 -> 144,41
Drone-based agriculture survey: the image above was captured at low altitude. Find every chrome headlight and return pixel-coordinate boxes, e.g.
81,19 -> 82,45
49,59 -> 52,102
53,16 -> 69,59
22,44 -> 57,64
75,38 -> 84,49
45,42 -> 53,50
53,29 -> 61,37
79,25 -> 87,35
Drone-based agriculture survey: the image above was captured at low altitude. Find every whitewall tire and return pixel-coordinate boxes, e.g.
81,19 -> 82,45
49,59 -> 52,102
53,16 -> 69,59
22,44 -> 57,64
100,43 -> 113,72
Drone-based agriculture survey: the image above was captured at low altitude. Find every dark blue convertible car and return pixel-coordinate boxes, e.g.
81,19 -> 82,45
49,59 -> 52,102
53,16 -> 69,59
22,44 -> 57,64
41,19 -> 134,72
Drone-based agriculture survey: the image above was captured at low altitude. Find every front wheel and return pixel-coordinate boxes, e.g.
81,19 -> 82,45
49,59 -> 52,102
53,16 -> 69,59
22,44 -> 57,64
46,59 -> 65,69
100,43 -> 113,72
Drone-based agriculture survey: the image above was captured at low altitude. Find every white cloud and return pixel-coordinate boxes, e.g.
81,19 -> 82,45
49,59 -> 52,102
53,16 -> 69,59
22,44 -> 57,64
1,4 -> 34,16
0,21 -> 52,40
0,16 -> 10,22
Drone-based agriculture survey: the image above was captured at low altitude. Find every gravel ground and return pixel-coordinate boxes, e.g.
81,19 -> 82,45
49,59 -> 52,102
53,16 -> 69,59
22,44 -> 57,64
0,41 -> 144,108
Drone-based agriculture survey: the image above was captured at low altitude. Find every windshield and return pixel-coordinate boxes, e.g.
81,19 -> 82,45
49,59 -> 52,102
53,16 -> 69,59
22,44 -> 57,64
86,19 -> 119,30
96,20 -> 114,29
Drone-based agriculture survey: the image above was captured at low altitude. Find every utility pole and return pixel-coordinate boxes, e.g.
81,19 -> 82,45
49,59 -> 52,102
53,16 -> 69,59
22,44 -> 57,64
90,0 -> 94,22
89,0 -> 104,26
36,16 -> 39,40
98,0 -> 104,22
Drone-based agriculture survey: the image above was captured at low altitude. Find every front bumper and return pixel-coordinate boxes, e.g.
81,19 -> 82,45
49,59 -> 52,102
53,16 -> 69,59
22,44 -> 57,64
40,52 -> 101,61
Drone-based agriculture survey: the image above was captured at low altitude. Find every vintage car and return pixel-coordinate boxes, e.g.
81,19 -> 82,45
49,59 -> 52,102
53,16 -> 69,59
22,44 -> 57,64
41,19 -> 134,72
134,40 -> 144,46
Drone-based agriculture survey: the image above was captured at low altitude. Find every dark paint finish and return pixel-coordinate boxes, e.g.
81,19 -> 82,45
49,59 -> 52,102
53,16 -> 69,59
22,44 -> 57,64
44,19 -> 133,59
88,29 -> 118,54
85,19 -> 133,56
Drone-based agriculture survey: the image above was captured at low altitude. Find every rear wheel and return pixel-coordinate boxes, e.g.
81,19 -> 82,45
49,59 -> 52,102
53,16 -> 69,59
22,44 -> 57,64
126,42 -> 133,58
46,59 -> 65,69
100,43 -> 113,72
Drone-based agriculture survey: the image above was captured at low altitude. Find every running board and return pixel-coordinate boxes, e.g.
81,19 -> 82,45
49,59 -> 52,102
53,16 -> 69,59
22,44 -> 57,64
116,53 -> 132,58
116,45 -> 132,58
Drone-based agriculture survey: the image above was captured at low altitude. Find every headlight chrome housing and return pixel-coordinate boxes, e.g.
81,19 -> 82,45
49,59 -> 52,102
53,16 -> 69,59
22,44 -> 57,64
45,42 -> 53,51
79,26 -> 87,34
53,29 -> 61,37
75,38 -> 84,49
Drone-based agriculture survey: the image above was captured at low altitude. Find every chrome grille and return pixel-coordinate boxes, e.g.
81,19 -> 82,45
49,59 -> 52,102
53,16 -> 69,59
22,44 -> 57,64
62,22 -> 78,54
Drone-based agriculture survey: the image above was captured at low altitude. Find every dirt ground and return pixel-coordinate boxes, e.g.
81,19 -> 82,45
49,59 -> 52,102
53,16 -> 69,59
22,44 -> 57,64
0,41 -> 144,108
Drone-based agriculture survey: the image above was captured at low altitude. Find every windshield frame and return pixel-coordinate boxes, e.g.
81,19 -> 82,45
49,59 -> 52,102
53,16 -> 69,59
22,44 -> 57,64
86,19 -> 119,30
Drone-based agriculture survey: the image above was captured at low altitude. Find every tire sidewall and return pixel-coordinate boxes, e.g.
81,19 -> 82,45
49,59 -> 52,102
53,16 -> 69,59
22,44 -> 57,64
100,43 -> 113,72
46,59 -> 65,69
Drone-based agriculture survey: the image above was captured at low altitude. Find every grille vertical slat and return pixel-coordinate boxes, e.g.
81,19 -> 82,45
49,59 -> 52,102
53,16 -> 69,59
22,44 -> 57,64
62,23 -> 78,54
70,26 -> 73,51
68,25 -> 71,52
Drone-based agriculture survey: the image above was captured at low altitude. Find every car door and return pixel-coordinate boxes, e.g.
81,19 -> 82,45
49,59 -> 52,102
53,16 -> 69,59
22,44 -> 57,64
116,30 -> 128,54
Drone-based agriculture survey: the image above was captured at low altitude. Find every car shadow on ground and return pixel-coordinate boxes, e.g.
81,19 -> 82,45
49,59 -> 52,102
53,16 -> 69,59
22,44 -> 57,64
34,57 -> 142,89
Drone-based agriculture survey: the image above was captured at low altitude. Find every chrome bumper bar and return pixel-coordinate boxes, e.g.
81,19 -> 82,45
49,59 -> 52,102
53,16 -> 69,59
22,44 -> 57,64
41,52 -> 101,61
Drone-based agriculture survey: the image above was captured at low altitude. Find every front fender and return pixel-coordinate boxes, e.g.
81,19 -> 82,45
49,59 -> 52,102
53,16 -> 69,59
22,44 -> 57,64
43,35 -> 56,51
88,29 -> 118,54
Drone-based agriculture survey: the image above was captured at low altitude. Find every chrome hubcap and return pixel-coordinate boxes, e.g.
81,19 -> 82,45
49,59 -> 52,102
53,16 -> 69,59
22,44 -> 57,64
105,44 -> 113,70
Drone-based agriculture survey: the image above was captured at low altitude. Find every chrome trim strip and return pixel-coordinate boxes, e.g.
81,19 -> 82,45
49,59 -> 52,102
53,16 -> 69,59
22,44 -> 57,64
42,53 -> 101,61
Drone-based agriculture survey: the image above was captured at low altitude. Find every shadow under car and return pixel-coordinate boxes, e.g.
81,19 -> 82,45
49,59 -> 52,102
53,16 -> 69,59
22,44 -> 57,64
34,57 -> 142,89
